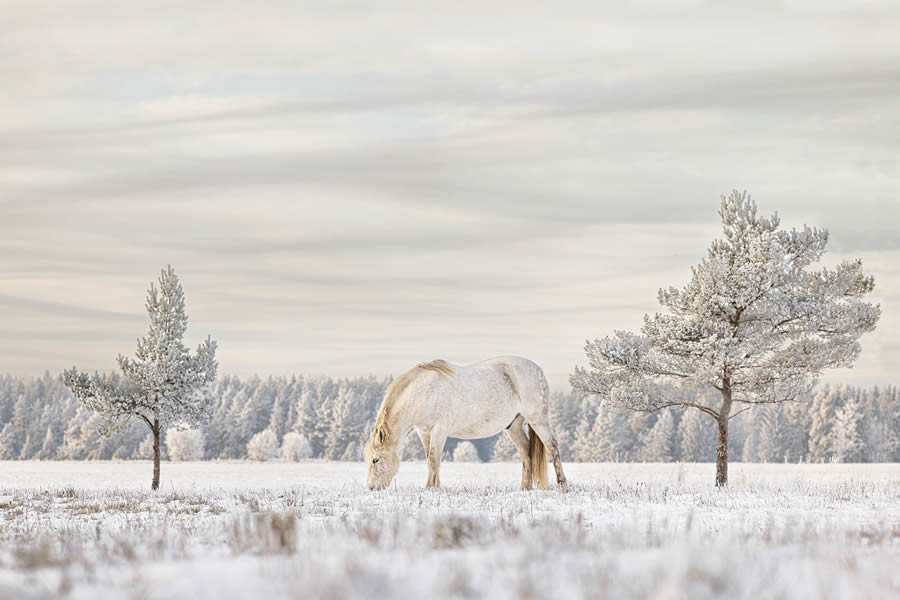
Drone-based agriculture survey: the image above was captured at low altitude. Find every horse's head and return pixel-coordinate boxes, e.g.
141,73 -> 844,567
364,427 -> 400,490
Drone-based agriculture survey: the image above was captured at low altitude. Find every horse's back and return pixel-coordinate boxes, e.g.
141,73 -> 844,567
425,356 -> 548,439
465,355 -> 542,376
474,356 -> 546,391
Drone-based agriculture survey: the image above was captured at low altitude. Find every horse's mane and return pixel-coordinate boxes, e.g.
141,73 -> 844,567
372,360 -> 454,445
416,359 -> 454,377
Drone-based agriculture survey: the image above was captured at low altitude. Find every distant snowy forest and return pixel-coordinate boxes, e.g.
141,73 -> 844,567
1,372 -> 898,463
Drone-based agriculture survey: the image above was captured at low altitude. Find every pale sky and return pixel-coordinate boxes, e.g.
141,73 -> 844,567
2,2 -> 898,389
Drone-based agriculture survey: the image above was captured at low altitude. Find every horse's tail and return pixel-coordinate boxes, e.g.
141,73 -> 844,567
528,424 -> 547,489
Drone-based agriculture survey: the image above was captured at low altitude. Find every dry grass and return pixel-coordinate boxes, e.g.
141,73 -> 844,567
0,463 -> 898,599
228,511 -> 297,555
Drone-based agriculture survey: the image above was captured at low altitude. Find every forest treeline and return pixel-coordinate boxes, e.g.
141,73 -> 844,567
0,372 -> 897,463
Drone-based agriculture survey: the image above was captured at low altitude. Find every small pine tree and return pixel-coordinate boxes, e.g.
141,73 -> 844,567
63,266 -> 217,489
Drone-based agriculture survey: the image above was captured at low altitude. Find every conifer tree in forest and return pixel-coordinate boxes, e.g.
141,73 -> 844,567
640,411 -> 676,462
832,393 -> 865,463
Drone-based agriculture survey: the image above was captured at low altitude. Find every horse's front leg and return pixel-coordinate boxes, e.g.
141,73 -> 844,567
416,427 -> 433,486
426,431 -> 447,488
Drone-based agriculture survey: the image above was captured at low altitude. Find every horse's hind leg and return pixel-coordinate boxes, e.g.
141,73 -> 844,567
506,415 -> 533,490
528,421 -> 569,491
426,431 -> 447,488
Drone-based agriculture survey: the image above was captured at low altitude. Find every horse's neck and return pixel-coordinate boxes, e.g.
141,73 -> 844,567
382,388 -> 415,450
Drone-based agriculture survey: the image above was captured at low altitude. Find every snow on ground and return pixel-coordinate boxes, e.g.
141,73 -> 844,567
1,462 -> 899,599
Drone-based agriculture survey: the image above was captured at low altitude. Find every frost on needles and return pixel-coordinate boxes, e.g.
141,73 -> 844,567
64,266 -> 218,490
570,190 -> 880,486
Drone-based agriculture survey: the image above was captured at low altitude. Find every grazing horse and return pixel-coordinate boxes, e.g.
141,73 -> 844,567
364,356 -> 568,491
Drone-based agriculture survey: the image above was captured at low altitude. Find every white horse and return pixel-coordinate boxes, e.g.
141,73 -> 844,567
364,356 -> 568,491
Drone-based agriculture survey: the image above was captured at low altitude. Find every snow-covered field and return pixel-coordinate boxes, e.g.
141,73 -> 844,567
1,462 -> 899,600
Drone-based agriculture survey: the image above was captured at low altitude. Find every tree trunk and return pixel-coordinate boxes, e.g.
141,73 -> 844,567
152,418 -> 161,491
716,386 -> 733,487
715,414 -> 729,486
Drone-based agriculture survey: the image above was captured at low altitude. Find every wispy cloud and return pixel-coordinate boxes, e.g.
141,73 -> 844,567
1,1 -> 897,386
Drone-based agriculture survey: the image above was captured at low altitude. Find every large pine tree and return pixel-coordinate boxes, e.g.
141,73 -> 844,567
572,191 -> 880,485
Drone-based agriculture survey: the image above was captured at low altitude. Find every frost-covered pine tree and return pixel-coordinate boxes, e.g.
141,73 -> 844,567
63,266 -> 218,489
678,408 -> 713,462
863,387 -> 900,462
757,404 -> 788,463
267,382 -> 291,443
571,191 -> 880,485
341,378 -> 383,461
807,385 -> 839,462
625,411 -> 653,459
452,441 -> 481,463
584,402 -> 630,462
0,421 -> 18,460
572,395 -> 601,461
293,384 -> 319,455
549,391 -> 579,461
37,426 -> 58,460
240,378 -> 276,445
832,394 -> 865,463
742,426 -> 760,463
246,428 -> 278,461
782,400 -> 811,463
885,387 -> 900,462
221,381 -> 255,458
639,411 -> 676,462
323,384 -> 355,460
